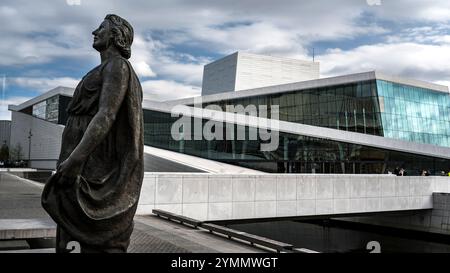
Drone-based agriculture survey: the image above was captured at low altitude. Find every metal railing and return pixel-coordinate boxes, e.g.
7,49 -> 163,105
152,209 -> 320,253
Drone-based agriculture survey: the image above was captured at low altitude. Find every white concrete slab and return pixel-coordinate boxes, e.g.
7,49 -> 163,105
137,173 -> 450,220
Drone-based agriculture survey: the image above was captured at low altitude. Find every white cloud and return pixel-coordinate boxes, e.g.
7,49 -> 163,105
9,77 -> 79,92
2,0 -> 450,103
0,96 -> 34,120
186,22 -> 309,57
129,34 -> 208,86
435,80 -> 450,88
141,80 -> 200,101
362,0 -> 450,22
0,0 -> 386,69
129,35 -> 160,78
385,24 -> 450,45
318,42 -> 450,84
155,57 -> 206,86
133,61 -> 156,77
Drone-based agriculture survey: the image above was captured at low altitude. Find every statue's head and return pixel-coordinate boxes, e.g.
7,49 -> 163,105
92,14 -> 134,59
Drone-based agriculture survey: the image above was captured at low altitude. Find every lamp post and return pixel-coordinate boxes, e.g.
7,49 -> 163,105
28,129 -> 32,167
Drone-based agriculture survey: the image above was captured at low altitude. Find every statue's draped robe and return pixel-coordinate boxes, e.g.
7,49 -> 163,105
42,56 -> 144,252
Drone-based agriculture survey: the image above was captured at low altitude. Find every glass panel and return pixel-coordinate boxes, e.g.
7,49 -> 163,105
143,109 -> 450,174
32,95 -> 60,123
375,80 -> 450,147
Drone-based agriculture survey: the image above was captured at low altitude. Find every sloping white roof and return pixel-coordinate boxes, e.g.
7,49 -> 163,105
144,146 -> 264,174
8,86 -> 75,112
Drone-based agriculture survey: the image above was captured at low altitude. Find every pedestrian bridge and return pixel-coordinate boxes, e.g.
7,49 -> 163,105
137,173 -> 450,221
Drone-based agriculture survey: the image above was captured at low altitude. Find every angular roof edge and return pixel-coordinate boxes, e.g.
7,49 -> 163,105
8,86 -> 75,112
8,71 -> 449,112
375,71 -> 448,92
166,71 -> 449,106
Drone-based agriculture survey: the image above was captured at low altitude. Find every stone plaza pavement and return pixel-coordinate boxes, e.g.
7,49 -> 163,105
0,172 -> 263,253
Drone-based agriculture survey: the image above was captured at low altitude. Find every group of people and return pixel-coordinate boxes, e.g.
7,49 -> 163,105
393,167 -> 407,176
388,166 -> 450,176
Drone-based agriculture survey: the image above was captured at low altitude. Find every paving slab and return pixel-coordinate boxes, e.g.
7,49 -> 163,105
0,172 -> 264,253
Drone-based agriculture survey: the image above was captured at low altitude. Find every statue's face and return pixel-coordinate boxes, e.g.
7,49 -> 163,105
92,20 -> 112,52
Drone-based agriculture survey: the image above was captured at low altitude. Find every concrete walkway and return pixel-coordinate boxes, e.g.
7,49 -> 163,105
0,172 -> 263,253
0,172 -> 50,220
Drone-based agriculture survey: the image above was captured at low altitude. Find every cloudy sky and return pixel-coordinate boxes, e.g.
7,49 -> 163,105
2,0 -> 450,120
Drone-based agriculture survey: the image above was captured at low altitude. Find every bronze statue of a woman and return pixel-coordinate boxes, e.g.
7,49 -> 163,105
41,14 -> 144,253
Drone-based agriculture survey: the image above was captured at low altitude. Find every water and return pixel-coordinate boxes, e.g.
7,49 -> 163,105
227,219 -> 450,253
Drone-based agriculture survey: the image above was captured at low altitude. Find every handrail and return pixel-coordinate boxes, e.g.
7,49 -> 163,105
152,209 -> 202,228
201,223 -> 293,253
151,209 -> 319,253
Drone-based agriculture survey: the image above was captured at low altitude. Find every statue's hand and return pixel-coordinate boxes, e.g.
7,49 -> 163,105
57,155 -> 83,179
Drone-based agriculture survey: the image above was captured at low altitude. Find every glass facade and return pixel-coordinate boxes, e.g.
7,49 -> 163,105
31,100 -> 47,120
200,80 -> 384,136
30,95 -> 72,125
195,79 -> 450,148
143,78 -> 450,174
143,110 -> 450,175
377,80 -> 450,147
58,95 -> 72,125
32,96 -> 58,123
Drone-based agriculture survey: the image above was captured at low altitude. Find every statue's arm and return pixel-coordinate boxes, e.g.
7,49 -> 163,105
68,58 -> 130,163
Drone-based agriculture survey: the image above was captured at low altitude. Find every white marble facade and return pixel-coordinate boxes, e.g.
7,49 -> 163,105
137,173 -> 450,221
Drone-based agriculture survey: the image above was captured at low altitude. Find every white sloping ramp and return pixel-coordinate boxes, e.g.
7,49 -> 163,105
144,146 -> 264,174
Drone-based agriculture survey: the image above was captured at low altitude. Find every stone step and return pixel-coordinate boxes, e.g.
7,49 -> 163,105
0,248 -> 55,253
0,219 -> 56,240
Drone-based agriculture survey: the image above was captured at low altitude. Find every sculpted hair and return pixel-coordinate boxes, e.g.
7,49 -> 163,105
105,14 -> 134,59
